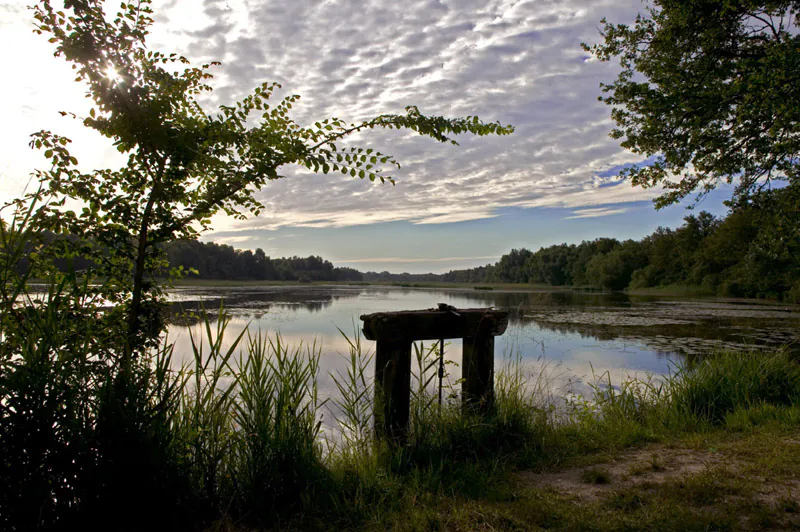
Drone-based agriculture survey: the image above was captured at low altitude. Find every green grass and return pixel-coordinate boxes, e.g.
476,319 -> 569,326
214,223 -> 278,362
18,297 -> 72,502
5,295 -> 800,531
6,184 -> 800,531
264,346 -> 800,530
581,467 -> 613,485
357,405 -> 800,531
3,227 -> 800,531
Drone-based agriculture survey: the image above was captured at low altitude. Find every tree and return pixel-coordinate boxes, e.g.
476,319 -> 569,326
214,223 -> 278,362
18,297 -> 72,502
25,0 -> 513,359
493,248 -> 533,283
570,238 -> 620,286
584,1 -> 800,208
523,244 -> 575,286
585,240 -> 646,291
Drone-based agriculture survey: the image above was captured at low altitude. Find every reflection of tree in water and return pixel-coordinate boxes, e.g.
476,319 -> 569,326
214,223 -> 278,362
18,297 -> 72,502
452,290 -> 636,325
449,289 -> 800,357
165,287 -> 364,324
163,286 -> 800,359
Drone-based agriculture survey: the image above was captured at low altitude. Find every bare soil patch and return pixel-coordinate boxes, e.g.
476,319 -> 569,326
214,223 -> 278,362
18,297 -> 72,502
518,438 -> 800,509
518,445 -> 726,503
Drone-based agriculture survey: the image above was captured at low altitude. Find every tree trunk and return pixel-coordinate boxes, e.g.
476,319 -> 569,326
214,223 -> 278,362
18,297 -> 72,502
124,228 -> 149,370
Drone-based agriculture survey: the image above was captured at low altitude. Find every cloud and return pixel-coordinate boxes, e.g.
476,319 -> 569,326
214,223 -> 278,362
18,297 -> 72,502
413,211 -> 499,225
565,207 -> 630,220
1,0 -> 657,232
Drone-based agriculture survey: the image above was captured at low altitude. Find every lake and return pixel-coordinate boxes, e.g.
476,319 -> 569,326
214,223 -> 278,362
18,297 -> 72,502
164,285 -> 800,428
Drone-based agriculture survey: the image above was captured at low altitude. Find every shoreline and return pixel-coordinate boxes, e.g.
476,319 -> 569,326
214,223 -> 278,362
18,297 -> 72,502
167,278 -> 800,308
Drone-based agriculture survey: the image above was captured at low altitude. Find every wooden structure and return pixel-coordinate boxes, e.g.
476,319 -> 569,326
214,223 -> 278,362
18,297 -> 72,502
360,307 -> 509,443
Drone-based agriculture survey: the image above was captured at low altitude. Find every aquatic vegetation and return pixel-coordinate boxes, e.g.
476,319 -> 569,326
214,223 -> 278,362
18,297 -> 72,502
2,214 -> 799,529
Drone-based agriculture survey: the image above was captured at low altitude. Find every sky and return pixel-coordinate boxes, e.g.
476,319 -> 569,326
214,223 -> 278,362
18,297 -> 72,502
0,0 -> 734,273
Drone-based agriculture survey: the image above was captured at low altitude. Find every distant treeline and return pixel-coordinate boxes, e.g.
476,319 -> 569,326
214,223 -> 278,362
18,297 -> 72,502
84,187 -> 796,301
442,187 -> 800,301
165,241 -> 363,282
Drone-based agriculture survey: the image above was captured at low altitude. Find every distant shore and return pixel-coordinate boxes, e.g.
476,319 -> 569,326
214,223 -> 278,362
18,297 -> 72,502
167,279 -> 800,309
170,278 -> 564,291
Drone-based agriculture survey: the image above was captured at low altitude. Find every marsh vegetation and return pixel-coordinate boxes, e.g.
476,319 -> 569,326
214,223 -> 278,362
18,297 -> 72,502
3,0 -> 799,529
4,274 -> 800,530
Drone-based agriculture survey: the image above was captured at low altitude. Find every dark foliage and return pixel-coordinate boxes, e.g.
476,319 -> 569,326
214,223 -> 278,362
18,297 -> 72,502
164,240 -> 361,282
584,0 -> 800,208
443,186 -> 800,300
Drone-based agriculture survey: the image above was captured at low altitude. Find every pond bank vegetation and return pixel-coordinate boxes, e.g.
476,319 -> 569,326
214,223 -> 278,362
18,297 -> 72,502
3,265 -> 799,530
5,0 -> 799,529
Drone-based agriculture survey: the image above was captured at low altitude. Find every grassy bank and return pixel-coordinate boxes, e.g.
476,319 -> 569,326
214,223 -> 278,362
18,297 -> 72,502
170,279 -> 800,308
316,348 -> 800,531
389,416 -> 800,531
30,276 -> 794,308
3,280 -> 799,532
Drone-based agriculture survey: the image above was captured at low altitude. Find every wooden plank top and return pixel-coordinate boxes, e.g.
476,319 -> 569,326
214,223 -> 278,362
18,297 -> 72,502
360,307 -> 509,341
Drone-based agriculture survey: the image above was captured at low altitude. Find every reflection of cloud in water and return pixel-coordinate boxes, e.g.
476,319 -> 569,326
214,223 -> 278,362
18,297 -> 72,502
162,286 -> 800,435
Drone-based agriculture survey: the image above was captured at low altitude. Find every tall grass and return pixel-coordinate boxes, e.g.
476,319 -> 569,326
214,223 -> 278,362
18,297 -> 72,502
670,349 -> 800,424
589,349 -> 800,430
0,275 -> 191,529
229,330 -> 328,521
330,325 -> 374,454
551,348 -> 800,462
3,203 -> 800,530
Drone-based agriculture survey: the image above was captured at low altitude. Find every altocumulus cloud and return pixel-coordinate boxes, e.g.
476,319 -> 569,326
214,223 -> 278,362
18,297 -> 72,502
3,0 -> 657,233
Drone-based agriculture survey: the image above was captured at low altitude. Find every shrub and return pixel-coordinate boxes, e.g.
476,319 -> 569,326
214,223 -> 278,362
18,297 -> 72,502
671,350 -> 800,425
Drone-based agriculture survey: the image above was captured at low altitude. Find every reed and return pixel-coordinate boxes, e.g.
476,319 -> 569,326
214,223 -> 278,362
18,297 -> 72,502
3,214 -> 800,530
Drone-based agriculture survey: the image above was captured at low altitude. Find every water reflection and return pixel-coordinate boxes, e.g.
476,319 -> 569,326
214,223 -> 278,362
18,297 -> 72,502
166,285 -> 363,316
163,285 -> 800,431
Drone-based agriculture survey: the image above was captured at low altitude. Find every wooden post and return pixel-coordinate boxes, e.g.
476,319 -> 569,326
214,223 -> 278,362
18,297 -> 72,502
374,340 -> 412,444
462,318 -> 496,413
361,308 -> 508,443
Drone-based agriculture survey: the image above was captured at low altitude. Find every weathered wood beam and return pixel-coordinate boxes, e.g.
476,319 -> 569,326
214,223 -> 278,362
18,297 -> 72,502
360,308 -> 509,342
462,330 -> 495,413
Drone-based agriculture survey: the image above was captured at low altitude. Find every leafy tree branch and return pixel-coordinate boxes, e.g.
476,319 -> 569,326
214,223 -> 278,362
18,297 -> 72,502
23,0 -> 513,356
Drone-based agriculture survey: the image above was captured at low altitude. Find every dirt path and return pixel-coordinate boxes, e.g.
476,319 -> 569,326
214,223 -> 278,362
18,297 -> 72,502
518,445 -> 728,503
494,432 -> 800,530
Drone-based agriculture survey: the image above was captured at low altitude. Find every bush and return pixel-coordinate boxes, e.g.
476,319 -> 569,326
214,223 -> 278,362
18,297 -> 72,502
0,281 -> 192,531
671,350 -> 800,425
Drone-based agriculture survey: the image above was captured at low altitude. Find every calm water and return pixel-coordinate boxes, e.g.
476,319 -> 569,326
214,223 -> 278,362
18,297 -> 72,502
164,286 -> 800,408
